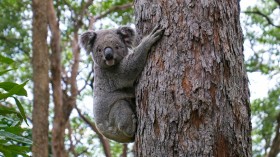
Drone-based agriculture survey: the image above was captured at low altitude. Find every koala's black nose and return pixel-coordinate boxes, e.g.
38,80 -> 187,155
104,47 -> 113,60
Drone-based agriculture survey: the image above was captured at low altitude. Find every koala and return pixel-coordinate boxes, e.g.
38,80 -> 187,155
79,25 -> 164,143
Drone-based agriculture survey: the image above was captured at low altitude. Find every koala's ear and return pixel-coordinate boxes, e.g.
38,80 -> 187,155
79,31 -> 97,54
116,26 -> 135,48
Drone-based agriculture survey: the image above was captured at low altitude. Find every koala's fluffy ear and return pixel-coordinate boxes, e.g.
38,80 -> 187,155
79,31 -> 97,54
116,26 -> 135,48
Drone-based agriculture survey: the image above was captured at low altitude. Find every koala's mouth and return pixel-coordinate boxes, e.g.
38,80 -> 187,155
105,59 -> 115,66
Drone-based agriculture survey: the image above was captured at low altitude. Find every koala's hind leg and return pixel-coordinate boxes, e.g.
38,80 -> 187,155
110,100 -> 137,138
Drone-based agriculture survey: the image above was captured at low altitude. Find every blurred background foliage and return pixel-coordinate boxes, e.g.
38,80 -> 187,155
243,0 -> 280,156
0,55 -> 31,156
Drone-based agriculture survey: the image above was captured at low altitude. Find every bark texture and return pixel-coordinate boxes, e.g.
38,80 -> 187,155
31,0 -> 49,156
134,0 -> 251,156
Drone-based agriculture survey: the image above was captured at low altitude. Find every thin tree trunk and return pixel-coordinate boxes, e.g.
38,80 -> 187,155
47,0 -> 68,156
31,0 -> 49,156
134,0 -> 251,156
121,144 -> 127,157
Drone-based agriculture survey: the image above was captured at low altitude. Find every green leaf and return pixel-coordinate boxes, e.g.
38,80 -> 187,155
0,145 -> 13,157
0,105 -> 18,115
0,115 -> 21,128
3,127 -> 29,137
0,80 -> 28,100
0,69 -> 14,76
13,97 -> 28,126
0,144 -> 30,157
0,131 -> 32,145
0,55 -> 14,64
0,82 -> 27,96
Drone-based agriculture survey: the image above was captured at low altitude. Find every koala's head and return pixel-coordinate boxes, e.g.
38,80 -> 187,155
79,26 -> 135,68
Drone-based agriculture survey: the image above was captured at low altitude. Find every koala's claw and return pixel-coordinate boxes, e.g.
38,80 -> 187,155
151,24 -> 160,34
149,29 -> 164,43
155,29 -> 164,37
150,25 -> 164,36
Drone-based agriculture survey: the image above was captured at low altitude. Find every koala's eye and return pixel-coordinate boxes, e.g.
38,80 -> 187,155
115,45 -> 119,49
98,49 -> 101,52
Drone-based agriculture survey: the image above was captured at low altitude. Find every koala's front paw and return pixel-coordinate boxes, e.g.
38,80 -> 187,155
148,25 -> 165,44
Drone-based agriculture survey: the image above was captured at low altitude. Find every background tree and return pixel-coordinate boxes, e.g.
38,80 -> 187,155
45,0 -> 134,156
134,0 -> 251,156
31,0 -> 50,156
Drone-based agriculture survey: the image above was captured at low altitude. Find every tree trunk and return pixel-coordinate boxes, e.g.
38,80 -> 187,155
47,0 -> 68,156
134,0 -> 251,156
31,0 -> 49,156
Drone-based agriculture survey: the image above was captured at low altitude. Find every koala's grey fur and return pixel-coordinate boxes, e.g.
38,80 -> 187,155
79,26 -> 164,143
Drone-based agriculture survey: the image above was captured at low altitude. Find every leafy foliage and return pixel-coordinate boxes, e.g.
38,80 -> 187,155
0,0 -> 31,56
0,55 -> 31,156
251,86 -> 280,156
243,0 -> 280,156
244,0 -> 280,75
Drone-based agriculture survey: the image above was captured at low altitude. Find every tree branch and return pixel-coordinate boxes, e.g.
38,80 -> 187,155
65,32 -> 79,119
67,121 -> 78,157
74,0 -> 93,31
121,144 -> 128,157
266,113 -> 280,157
89,3 -> 133,29
244,10 -> 280,28
78,68 -> 94,95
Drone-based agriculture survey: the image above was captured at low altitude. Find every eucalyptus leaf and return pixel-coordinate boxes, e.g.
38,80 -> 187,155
0,69 -> 14,76
0,105 -> 18,115
0,55 -> 14,64
0,82 -> 27,96
13,97 -> 28,126
0,80 -> 28,100
0,131 -> 32,145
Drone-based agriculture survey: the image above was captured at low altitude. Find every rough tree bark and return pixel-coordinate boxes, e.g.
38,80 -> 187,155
31,0 -> 49,156
134,0 -> 251,156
